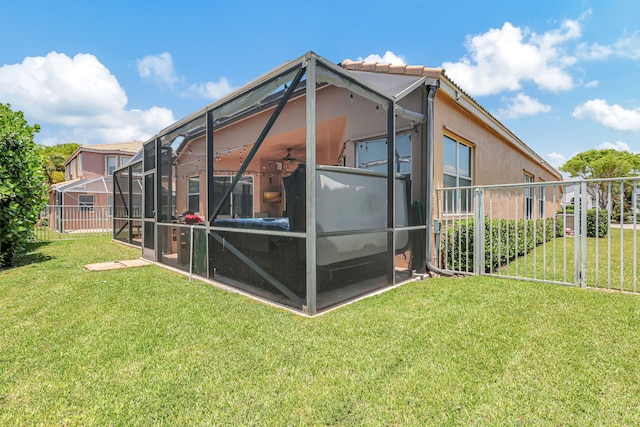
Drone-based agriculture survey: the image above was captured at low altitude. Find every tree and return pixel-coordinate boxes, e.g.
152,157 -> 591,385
39,143 -> 79,185
0,104 -> 47,268
560,149 -> 640,210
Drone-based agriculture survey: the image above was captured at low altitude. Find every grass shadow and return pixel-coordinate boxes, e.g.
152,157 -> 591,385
9,241 -> 55,268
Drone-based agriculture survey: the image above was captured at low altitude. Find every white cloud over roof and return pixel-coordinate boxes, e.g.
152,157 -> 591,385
0,52 -> 174,144
442,19 -> 582,96
545,152 -> 567,169
573,99 -> 640,132
357,51 -> 406,65
137,52 -> 235,99
496,93 -> 551,119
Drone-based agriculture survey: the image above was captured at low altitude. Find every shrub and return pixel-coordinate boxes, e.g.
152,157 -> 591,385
584,208 -> 609,238
442,216 -> 564,273
0,104 -> 46,268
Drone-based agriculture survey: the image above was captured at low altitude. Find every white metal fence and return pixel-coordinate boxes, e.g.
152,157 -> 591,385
436,177 -> 639,293
33,205 -> 112,241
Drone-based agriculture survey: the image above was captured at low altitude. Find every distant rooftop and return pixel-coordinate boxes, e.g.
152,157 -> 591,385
79,141 -> 143,154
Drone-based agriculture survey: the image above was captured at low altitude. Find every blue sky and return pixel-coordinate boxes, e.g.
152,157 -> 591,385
1,0 -> 639,169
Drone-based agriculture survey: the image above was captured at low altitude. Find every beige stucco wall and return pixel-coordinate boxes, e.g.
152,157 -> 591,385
432,88 -> 562,219
66,151 -> 133,180
432,91 -> 560,188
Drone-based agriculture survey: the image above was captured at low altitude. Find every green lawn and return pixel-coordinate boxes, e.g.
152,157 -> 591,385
498,227 -> 639,291
32,226 -> 111,241
2,238 -> 640,425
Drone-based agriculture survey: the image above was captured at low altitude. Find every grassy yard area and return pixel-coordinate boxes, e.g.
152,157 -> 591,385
499,227 -> 639,291
2,238 -> 640,425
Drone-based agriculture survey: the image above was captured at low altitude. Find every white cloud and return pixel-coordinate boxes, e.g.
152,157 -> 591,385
188,78 -> 234,99
356,51 -> 406,65
0,52 -> 174,144
584,80 -> 599,88
576,42 -> 613,60
138,52 -> 236,100
546,152 -> 567,168
137,52 -> 181,87
596,141 -> 636,152
573,99 -> 640,131
496,93 -> 551,119
577,31 -> 640,60
613,32 -> 640,59
442,18 -> 582,96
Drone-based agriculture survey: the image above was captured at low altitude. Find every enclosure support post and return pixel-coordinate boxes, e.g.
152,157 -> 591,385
387,100 -> 396,285
206,110 -> 215,279
305,57 -> 317,316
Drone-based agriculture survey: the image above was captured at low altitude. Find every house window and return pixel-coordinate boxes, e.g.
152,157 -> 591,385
79,195 -> 94,212
121,155 -> 132,166
106,155 -> 117,175
524,173 -> 534,219
355,133 -> 412,175
67,158 -> 77,180
188,176 -> 200,212
443,135 -> 472,213
213,175 -> 253,218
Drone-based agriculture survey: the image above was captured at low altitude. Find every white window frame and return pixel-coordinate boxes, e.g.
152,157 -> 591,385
106,155 -> 117,176
443,135 -> 473,213
67,158 -> 77,180
187,176 -> 200,213
524,172 -> 534,220
354,132 -> 412,176
538,180 -> 545,218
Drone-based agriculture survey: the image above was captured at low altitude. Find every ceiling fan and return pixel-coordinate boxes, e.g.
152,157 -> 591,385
282,147 -> 299,163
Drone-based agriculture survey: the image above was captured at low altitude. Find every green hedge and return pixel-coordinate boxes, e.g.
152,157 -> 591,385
584,209 -> 609,238
442,217 -> 564,273
556,209 -> 609,238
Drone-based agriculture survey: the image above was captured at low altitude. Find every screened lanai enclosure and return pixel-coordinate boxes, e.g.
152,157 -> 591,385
113,52 -> 439,315
113,149 -> 144,246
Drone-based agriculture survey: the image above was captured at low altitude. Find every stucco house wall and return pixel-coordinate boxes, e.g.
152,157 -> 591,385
47,141 -> 142,232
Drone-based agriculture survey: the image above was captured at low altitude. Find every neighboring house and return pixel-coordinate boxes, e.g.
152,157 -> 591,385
48,141 -> 143,232
561,183 -> 596,209
113,52 -> 561,315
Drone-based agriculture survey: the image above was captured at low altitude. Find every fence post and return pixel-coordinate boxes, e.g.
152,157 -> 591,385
576,181 -> 588,288
573,184 -> 580,286
474,187 -> 485,275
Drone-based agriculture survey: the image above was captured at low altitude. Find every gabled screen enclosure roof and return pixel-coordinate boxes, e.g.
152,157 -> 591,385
52,176 -> 114,194
147,51 -> 439,146
345,70 -> 427,99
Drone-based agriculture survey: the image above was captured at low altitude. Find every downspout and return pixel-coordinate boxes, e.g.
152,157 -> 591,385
425,83 -> 454,276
